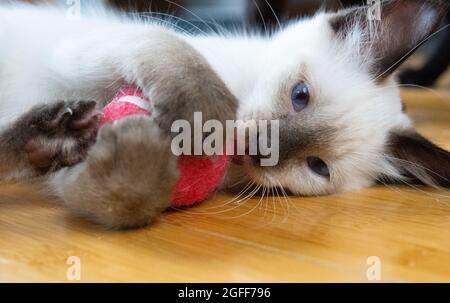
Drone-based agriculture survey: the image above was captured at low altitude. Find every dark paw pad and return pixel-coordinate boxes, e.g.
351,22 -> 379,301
20,100 -> 102,172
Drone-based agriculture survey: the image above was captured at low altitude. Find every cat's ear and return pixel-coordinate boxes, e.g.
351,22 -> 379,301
330,0 -> 448,79
384,130 -> 450,187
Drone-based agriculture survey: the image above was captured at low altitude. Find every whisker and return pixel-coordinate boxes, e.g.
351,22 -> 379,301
253,186 -> 276,229
257,186 -> 267,216
132,11 -> 209,35
262,184 -> 270,222
270,186 -> 277,225
251,0 -> 268,34
225,185 -> 266,220
277,179 -> 298,217
347,151 -> 450,200
262,0 -> 283,31
226,180 -> 255,204
274,186 -> 288,223
161,0 -> 218,34
169,181 -> 256,215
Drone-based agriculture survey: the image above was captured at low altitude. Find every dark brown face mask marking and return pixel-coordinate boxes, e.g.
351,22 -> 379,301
274,116 -> 337,166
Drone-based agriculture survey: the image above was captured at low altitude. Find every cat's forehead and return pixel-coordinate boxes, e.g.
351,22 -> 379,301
273,14 -> 335,55
269,15 -> 367,90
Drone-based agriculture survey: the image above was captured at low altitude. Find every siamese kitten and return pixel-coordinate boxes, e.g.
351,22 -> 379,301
0,0 -> 448,228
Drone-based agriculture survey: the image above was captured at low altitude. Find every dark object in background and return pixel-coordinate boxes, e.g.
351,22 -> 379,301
247,0 -> 287,29
399,11 -> 450,87
107,0 -> 184,13
248,0 -> 363,30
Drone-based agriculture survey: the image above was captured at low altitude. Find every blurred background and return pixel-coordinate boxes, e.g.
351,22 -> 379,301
23,0 -> 450,89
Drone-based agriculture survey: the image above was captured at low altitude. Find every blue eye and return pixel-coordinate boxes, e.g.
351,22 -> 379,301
291,82 -> 310,112
307,157 -> 330,178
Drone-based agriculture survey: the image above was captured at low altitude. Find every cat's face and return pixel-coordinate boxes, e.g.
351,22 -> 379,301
235,0 -> 450,195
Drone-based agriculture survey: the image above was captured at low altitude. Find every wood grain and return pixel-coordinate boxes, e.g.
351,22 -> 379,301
0,89 -> 449,282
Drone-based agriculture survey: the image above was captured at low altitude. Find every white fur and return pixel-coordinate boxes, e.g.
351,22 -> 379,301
0,3 -> 411,196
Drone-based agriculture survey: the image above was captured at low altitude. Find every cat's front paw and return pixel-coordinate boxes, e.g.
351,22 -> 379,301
152,75 -> 238,136
62,116 -> 178,229
17,100 -> 101,173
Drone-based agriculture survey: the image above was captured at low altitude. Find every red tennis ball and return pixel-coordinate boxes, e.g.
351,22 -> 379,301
99,85 -> 229,207
173,154 -> 229,207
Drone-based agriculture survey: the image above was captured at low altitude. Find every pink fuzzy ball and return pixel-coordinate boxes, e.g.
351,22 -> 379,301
99,85 -> 229,207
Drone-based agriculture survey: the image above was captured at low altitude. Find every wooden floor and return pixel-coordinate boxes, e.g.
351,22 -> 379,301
0,89 -> 449,282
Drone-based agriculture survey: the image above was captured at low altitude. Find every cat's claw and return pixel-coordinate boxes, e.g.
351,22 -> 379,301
38,100 -> 101,135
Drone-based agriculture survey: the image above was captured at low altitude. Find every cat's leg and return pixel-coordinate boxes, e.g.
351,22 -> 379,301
119,30 -> 239,133
0,100 -> 101,182
49,116 -> 178,229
